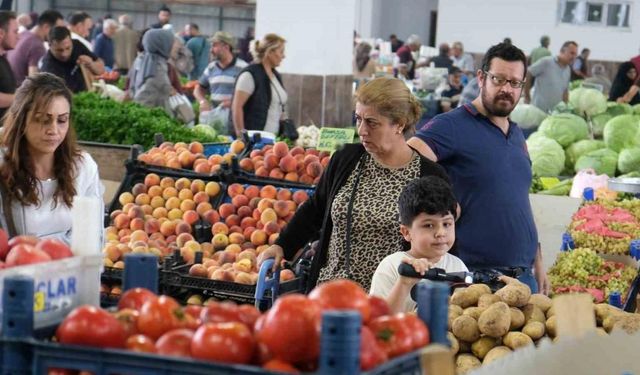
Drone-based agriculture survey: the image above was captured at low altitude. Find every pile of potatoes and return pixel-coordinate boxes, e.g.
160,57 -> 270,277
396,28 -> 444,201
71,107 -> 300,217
449,280 -> 640,374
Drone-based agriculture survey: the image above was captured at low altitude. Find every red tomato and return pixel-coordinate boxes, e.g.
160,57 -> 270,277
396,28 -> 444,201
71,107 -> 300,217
237,304 -> 261,330
368,295 -> 391,321
360,325 -> 388,370
47,369 -> 77,375
191,322 -> 255,364
180,311 -> 200,331
137,296 -> 183,340
7,235 -> 38,248
125,334 -> 156,353
35,238 -> 73,260
255,294 -> 321,365
368,314 -> 414,358
200,301 -> 242,324
113,308 -> 140,338
400,313 -> 430,350
155,328 -> 194,357
5,244 -> 51,266
0,228 -> 9,260
308,279 -> 371,323
262,359 -> 300,374
56,305 -> 127,348
184,304 -> 203,320
117,288 -> 157,311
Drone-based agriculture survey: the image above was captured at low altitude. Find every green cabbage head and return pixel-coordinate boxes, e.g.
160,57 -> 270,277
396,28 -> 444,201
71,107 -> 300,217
569,87 -> 608,117
527,136 -> 566,177
603,114 -> 639,152
565,139 -> 606,173
510,103 -> 548,129
538,113 -> 589,147
618,148 -> 640,174
575,148 -> 619,176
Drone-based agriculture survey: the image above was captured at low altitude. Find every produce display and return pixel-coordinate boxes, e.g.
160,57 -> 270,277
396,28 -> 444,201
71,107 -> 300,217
294,125 -> 321,148
237,142 -> 330,185
51,279 -> 429,372
0,230 -> 73,268
137,140 -> 246,174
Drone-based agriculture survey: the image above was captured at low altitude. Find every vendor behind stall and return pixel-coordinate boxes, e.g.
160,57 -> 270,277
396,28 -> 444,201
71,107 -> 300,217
0,73 -> 103,246
257,77 -> 450,292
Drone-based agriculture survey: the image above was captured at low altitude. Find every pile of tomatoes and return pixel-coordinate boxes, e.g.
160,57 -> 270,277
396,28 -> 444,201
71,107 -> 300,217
53,279 -> 429,374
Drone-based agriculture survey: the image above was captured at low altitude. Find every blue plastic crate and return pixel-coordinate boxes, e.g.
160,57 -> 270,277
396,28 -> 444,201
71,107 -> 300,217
203,142 -> 231,157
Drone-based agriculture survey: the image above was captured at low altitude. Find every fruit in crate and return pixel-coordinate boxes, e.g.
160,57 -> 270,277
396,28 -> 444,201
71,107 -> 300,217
568,203 -> 640,255
238,141 -> 330,185
0,230 -> 73,268
137,140 -> 246,174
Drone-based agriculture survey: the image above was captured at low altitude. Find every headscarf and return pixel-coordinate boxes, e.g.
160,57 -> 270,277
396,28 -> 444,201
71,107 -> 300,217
609,61 -> 636,102
133,29 -> 174,91
355,42 -> 372,72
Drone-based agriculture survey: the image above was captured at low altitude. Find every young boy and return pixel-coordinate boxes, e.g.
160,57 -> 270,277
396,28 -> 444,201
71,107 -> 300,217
370,176 -> 468,313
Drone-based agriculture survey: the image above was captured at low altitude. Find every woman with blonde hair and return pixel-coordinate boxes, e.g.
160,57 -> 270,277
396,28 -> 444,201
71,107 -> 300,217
0,73 -> 102,244
258,77 -> 449,291
231,33 -> 287,137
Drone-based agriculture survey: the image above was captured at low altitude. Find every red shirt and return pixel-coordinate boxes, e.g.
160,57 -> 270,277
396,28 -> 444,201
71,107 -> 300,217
396,45 -> 416,79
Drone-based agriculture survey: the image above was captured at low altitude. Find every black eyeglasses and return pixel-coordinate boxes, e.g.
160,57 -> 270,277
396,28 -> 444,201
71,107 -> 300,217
483,71 -> 526,89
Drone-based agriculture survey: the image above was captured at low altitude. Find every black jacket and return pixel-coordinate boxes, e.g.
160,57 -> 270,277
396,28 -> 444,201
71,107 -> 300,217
235,63 -> 283,131
275,143 -> 449,291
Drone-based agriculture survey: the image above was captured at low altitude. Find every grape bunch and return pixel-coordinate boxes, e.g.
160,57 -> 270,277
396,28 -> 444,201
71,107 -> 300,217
569,230 -> 631,255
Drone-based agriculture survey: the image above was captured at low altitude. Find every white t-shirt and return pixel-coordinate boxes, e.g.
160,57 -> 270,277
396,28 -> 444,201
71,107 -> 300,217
235,71 -> 287,134
370,251 -> 468,312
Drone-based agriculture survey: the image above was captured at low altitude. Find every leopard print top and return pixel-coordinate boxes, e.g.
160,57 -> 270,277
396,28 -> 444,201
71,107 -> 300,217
318,151 -> 421,290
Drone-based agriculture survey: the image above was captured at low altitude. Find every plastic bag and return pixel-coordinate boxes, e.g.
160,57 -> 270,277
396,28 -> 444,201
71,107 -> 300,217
167,94 -> 195,126
569,168 -> 609,198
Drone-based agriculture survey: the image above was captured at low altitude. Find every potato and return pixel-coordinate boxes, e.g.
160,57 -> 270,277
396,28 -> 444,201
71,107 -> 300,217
463,307 -> 486,320
528,293 -> 552,313
467,283 -> 491,297
546,305 -> 555,319
455,354 -> 481,374
503,331 -> 533,350
478,294 -> 501,309
450,305 -> 464,315
448,331 -> 460,354
603,313 -> 626,333
595,327 -> 608,336
595,303 -> 621,325
483,346 -> 512,365
452,315 -> 481,342
471,336 -> 498,359
522,321 -> 545,340
495,282 -> 531,307
451,288 -> 477,308
612,315 -> 640,335
546,315 -> 557,337
522,304 -> 545,324
509,307 -> 525,330
478,302 -> 511,338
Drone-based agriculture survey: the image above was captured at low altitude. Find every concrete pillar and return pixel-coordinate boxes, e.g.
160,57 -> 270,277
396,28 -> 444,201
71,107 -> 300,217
255,0 -> 356,127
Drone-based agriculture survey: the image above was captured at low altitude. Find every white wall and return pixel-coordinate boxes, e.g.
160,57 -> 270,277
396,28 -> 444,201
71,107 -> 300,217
356,0 -> 438,45
437,0 -> 637,62
256,0 -> 355,75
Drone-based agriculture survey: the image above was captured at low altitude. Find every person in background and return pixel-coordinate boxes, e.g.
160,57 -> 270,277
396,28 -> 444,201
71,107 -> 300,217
195,31 -> 247,114
451,41 -> 475,77
457,76 -> 479,107
90,13 -> 111,44
8,10 -> 64,86
68,11 -> 93,51
370,176 -> 467,313
353,41 -> 376,83
440,66 -> 463,112
0,73 -> 102,246
41,26 -> 104,93
185,23 -> 210,80
524,41 -> 577,113
608,62 -> 640,105
16,13 -> 31,34
231,33 -> 287,137
529,35 -> 551,65
571,48 -> 590,81
390,34 -> 404,53
583,63 -> 611,95
112,14 -> 139,75
237,26 -> 254,64
408,43 -> 547,294
257,77 -> 450,292
150,5 -> 171,29
93,18 -> 118,70
0,11 -> 17,122
396,34 -> 425,80
429,43 -> 453,70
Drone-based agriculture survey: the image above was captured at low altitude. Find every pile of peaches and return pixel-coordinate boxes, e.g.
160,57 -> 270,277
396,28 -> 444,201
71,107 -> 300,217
137,140 -> 245,174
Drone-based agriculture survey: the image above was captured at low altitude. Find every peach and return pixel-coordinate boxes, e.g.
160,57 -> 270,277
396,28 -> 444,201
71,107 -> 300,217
237,206 -> 253,219
160,177 -> 175,189
181,247 -> 195,264
189,179 -> 205,193
280,269 -> 295,282
122,202 -> 135,215
196,202 -> 213,216
268,233 -> 279,245
286,201 -> 297,213
189,263 -> 208,278
166,158 -> 181,169
238,158 -> 254,172
183,240 -> 202,252
130,230 -> 149,243
240,185 -> 258,200
290,146 -> 305,156
230,140 -> 245,154
177,188 -> 193,201
264,154 -> 279,171
147,185 -> 163,198
276,189 -> 292,201
161,187 -> 178,200
173,177 -> 189,191
264,221 -> 280,236
237,249 -> 256,262
152,207 -> 168,219
256,245 -> 270,255
212,233 -> 229,250
178,151 -> 195,168
180,199 -> 196,212
183,210 -> 200,225
293,190 -> 309,205
189,141 -> 204,154
228,232 -> 245,245
269,168 -> 284,179
167,208 -> 184,221
299,175 -> 314,185
160,221 -> 176,239
229,225 -> 242,234
205,181 -> 221,197
226,214 -> 241,228
119,192 -> 134,206
321,156 -> 331,168
218,203 -> 236,219
150,196 -> 165,209
257,199 -> 274,213
249,149 -> 263,158
192,191 -> 208,205
284,172 -> 298,182
234,271 -> 254,285
142,205 -> 154,216
273,200 -> 290,218
273,142 -> 289,158
211,222 -> 229,235
243,226 -> 256,240
252,208 -> 261,222
233,259 -> 252,273
249,197 -> 261,210
176,233 -> 195,248
227,183 -> 244,198
103,244 -> 121,263
306,161 -> 323,178
279,155 -> 297,173
175,220 -> 192,235
256,222 -> 264,230
250,229 -> 267,246
303,154 -> 319,167
260,208 -> 278,225
226,244 -> 243,254
109,210 -> 123,222
166,235 -> 178,245
144,173 -> 161,187
202,209 -> 221,225
260,185 -> 278,199
127,206 -> 145,220
131,183 -> 147,196
194,163 -> 211,174
118,228 -> 132,238
240,217 -> 257,230
144,219 -> 160,234
114,214 -> 130,230
222,152 -> 235,165
255,166 -> 269,177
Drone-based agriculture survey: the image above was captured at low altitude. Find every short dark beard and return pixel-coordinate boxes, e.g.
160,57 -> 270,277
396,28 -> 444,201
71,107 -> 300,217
481,87 -> 516,117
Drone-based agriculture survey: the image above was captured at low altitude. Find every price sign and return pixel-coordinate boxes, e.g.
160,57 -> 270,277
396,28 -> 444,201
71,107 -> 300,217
317,127 -> 355,152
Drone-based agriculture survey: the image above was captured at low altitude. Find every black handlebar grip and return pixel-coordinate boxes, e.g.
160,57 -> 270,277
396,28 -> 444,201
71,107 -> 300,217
398,262 -> 422,278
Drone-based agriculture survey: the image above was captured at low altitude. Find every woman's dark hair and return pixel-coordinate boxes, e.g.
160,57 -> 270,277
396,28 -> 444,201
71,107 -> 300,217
609,61 -> 637,102
398,176 -> 458,226
481,42 -> 527,78
1,73 -> 81,208
137,28 -> 150,52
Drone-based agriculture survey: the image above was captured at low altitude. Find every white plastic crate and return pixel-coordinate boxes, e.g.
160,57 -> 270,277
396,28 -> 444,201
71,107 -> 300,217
0,255 -> 102,330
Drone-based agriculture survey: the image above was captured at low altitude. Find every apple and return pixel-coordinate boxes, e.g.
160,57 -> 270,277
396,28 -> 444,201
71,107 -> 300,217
35,239 -> 73,260
5,244 -> 52,267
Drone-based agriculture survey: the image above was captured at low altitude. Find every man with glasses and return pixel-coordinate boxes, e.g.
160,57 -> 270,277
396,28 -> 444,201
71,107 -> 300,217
524,41 -> 578,113
408,42 -> 547,294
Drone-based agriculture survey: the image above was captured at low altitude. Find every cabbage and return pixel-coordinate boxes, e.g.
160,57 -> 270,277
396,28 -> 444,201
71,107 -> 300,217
527,136 -> 566,177
569,87 -> 608,117
590,113 -> 612,138
510,103 -> 548,129
574,148 -> 619,176
606,102 -> 633,117
193,124 -> 218,138
526,131 -> 545,142
565,139 -> 605,173
603,114 -> 639,152
538,113 -> 589,147
618,148 -> 640,174
633,104 -> 640,115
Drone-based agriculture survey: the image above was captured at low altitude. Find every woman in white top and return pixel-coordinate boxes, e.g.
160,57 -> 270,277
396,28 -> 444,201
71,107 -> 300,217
231,33 -> 287,138
0,73 -> 103,246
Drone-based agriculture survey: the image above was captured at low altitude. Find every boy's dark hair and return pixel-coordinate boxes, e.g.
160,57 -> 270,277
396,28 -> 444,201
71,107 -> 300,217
38,10 -> 63,27
159,5 -> 171,14
68,11 -> 90,26
398,176 -> 457,226
0,11 -> 16,31
49,26 -> 71,43
480,42 -> 527,78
